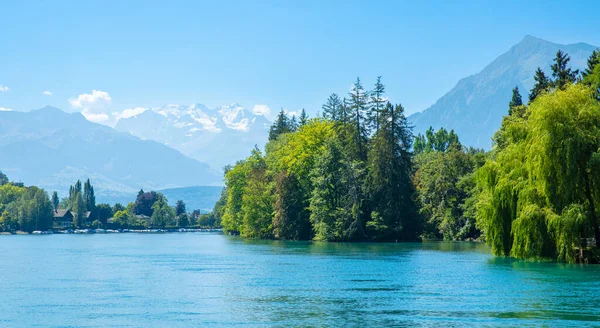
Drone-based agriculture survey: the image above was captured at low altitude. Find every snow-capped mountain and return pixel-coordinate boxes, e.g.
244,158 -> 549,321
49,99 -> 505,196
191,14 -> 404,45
114,103 -> 271,170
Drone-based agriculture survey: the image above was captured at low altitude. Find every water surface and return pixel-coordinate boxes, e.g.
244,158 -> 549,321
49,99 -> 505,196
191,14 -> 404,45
0,234 -> 599,327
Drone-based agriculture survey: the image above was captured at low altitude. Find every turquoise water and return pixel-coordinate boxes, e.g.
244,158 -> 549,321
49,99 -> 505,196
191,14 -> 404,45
0,234 -> 599,327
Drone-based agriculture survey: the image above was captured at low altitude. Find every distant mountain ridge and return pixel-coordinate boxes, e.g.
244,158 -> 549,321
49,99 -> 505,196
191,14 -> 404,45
0,106 -> 221,199
114,103 -> 270,170
409,36 -> 598,148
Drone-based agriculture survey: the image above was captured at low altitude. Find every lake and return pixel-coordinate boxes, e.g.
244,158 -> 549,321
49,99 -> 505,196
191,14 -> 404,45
0,233 -> 599,327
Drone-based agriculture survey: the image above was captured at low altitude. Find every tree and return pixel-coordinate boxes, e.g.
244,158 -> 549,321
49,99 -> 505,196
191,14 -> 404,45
72,191 -> 86,228
477,84 -> 600,262
17,187 -> 53,232
508,86 -> 523,114
273,171 -> 311,240
322,93 -> 342,121
113,203 -> 125,213
240,148 -> 273,238
175,200 -> 186,217
347,77 -> 370,160
95,203 -> 113,224
133,190 -> 159,216
0,171 -> 8,186
269,109 -> 294,141
51,191 -> 59,211
366,103 -> 421,241
151,194 -> 175,228
177,213 -> 190,228
309,139 -> 351,241
582,49 -> 599,79
83,179 -> 95,213
550,50 -> 579,89
299,109 -> 308,126
529,67 -> 550,103
369,76 -> 386,132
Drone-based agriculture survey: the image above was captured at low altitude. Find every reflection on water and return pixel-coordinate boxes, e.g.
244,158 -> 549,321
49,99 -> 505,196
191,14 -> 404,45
0,234 -> 599,327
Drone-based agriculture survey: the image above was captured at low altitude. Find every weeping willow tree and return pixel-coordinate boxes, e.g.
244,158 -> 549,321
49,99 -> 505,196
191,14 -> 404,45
477,84 -> 600,263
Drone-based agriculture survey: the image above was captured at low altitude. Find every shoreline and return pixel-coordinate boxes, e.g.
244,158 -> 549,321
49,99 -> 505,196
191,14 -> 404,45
0,228 -> 224,235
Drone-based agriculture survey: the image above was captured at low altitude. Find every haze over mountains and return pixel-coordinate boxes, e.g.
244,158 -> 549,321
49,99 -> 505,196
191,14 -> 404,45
0,106 -> 221,200
409,36 -> 598,148
114,103 -> 270,170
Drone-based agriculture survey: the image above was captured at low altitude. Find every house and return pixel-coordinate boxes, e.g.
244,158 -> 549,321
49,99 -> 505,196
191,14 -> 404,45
53,210 -> 92,228
53,209 -> 73,228
135,214 -> 151,226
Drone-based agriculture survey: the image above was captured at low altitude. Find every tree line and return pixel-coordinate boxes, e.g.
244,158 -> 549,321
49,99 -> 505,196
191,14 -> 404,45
0,176 -> 223,232
218,48 -> 600,263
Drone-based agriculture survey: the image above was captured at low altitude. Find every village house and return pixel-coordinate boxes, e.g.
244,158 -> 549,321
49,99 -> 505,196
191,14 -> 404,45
53,210 -> 92,228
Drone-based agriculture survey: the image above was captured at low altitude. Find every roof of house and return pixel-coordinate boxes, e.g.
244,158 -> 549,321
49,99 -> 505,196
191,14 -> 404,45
53,209 -> 72,219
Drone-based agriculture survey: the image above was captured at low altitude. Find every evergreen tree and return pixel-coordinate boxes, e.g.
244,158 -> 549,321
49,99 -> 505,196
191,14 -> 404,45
175,200 -> 186,216
269,109 -> 293,141
299,108 -> 308,126
0,171 -> 8,185
508,86 -> 523,114
369,76 -> 386,133
83,179 -> 95,212
550,50 -> 579,89
582,49 -> 599,79
51,191 -> 59,211
366,103 -> 421,240
529,67 -> 550,103
322,93 -> 342,121
72,191 -> 86,228
347,77 -> 370,160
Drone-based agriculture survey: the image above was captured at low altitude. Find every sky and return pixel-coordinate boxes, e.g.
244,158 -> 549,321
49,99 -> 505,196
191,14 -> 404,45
1,0 -> 599,124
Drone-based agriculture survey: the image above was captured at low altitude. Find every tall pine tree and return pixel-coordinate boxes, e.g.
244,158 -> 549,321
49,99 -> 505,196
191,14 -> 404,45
551,50 -> 579,89
322,93 -> 342,121
347,77 -> 370,161
369,76 -> 386,133
508,86 -> 523,115
529,67 -> 550,103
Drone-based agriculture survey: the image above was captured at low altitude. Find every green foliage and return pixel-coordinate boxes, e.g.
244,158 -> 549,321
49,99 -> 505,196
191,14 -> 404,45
151,194 -> 175,228
477,84 -> 600,262
415,149 -> 481,240
0,171 -> 8,186
508,86 -> 523,113
95,203 -> 113,224
177,213 -> 190,227
273,172 -> 311,240
414,127 -> 461,155
269,109 -> 295,141
550,50 -> 579,89
529,68 -> 550,103
175,200 -> 186,216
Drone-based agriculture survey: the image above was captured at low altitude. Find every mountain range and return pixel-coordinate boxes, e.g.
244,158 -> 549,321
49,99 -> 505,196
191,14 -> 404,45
114,103 -> 270,170
409,36 -> 597,148
0,106 -> 221,199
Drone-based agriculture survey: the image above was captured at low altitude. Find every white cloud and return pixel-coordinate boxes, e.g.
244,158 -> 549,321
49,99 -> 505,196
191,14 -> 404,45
113,107 -> 148,121
285,109 -> 300,118
0,85 -> 8,92
0,107 -> 12,111
69,90 -> 112,124
42,90 -> 52,96
252,104 -> 272,120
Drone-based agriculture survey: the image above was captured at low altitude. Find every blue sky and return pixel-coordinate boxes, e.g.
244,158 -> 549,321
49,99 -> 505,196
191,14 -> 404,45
1,0 -> 599,123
